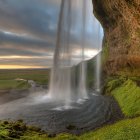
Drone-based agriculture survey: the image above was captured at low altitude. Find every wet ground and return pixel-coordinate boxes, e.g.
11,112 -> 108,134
0,90 -> 122,134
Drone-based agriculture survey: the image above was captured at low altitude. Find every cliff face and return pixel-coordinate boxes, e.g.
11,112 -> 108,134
92,0 -> 140,75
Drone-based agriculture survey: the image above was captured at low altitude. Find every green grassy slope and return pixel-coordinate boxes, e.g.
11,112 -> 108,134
105,77 -> 140,117
112,79 -> 140,117
0,117 -> 140,140
80,117 -> 140,140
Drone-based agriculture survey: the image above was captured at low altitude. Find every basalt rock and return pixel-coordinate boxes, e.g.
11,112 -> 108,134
92,0 -> 140,75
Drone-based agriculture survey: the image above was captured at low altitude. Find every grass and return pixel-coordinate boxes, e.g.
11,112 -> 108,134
0,117 -> 140,140
105,77 -> 140,117
0,70 -> 139,139
80,117 -> 140,140
0,80 -> 30,90
104,77 -> 126,94
111,79 -> 140,117
0,69 -> 50,90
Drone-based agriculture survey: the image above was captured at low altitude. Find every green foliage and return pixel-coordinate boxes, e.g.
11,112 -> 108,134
0,117 -> 140,140
80,117 -> 140,140
0,69 -> 50,90
0,80 -> 30,90
105,77 -> 126,94
105,76 -> 140,117
111,79 -> 140,117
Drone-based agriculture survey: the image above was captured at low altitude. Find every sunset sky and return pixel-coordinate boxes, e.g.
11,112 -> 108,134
0,0 -> 103,69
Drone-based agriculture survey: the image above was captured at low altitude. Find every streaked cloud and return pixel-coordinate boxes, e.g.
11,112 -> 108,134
0,0 -> 103,69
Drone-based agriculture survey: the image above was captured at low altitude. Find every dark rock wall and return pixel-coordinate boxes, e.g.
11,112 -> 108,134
92,0 -> 140,75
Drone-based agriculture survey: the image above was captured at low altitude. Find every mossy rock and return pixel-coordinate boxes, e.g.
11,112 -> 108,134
0,117 -> 140,140
105,77 -> 140,117
111,79 -> 140,117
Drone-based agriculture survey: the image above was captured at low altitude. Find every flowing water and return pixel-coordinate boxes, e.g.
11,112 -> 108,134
95,24 -> 102,92
0,1 -> 123,134
48,0 -> 103,105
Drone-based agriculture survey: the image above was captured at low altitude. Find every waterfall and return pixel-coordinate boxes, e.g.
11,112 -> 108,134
48,0 -> 72,105
95,25 -> 102,92
95,53 -> 101,92
48,0 -> 103,106
78,0 -> 88,99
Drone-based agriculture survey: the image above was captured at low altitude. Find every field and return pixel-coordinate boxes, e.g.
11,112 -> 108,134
0,69 -> 50,90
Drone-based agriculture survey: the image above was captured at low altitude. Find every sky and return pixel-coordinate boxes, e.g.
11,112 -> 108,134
0,0 -> 103,69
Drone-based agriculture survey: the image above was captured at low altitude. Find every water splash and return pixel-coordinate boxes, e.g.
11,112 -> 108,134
95,25 -> 102,92
48,0 -> 103,106
78,0 -> 88,99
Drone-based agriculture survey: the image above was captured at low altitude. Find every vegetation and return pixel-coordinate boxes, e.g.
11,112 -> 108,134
0,69 -> 50,90
80,117 -> 140,140
0,117 -> 140,140
112,79 -> 140,117
105,77 -> 140,117
104,77 -> 126,94
0,80 -> 30,90
0,70 -> 139,140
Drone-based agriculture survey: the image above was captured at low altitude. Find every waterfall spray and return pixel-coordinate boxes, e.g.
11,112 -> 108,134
95,25 -> 102,92
78,0 -> 88,99
48,0 -> 72,104
48,0 -> 103,106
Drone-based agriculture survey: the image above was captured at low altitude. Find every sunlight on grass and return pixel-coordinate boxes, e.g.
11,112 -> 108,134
80,117 -> 140,140
111,79 -> 140,117
0,117 -> 140,140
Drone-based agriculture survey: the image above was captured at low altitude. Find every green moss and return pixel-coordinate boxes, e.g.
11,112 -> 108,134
111,79 -> 140,117
0,117 -> 140,140
104,76 -> 140,117
80,117 -> 140,140
105,77 -> 126,94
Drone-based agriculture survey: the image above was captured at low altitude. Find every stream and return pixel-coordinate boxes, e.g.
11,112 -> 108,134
0,84 -> 122,134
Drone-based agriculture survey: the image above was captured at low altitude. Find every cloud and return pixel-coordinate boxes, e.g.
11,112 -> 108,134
0,0 -> 60,37
0,0 -> 103,68
0,30 -> 55,57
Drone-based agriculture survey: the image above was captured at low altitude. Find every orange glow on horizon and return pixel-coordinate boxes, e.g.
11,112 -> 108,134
0,65 -> 46,69
0,55 -> 53,59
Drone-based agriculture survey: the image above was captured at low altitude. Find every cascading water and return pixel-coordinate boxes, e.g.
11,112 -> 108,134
95,25 -> 102,92
0,0 -> 119,134
48,0 -> 72,105
78,0 -> 88,99
48,0 -> 103,106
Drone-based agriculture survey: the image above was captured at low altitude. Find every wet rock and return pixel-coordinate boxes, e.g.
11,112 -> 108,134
48,133 -> 56,138
92,0 -> 140,75
66,124 -> 77,130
